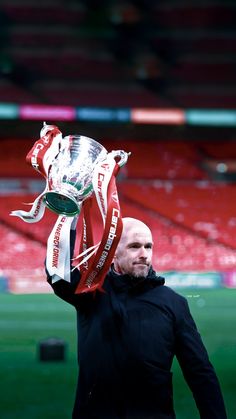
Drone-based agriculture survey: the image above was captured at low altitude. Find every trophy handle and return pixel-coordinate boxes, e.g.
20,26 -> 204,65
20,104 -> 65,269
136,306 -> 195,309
110,150 -> 131,167
40,121 -> 59,138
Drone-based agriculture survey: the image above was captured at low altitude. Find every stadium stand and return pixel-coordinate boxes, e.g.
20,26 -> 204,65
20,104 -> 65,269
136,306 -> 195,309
120,182 -> 236,249
1,0 -> 236,108
1,1 -> 236,290
0,222 -> 50,293
1,136 -> 236,289
121,200 -> 236,273
104,140 -> 207,180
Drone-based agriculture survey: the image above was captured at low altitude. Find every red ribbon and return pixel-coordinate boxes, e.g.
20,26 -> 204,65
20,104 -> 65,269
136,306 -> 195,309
26,125 -> 62,178
75,164 -> 123,294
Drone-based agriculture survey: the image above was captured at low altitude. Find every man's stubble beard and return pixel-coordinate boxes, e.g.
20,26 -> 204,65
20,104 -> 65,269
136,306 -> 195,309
132,265 -> 149,278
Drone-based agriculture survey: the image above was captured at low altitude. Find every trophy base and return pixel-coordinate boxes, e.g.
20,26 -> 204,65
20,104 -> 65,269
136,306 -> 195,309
44,192 -> 80,216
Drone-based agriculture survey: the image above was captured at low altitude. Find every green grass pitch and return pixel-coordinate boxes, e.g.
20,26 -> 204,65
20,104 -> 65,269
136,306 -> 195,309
0,288 -> 235,419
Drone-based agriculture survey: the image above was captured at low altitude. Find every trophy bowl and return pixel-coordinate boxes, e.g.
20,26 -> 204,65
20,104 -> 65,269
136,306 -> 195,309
44,135 -> 107,216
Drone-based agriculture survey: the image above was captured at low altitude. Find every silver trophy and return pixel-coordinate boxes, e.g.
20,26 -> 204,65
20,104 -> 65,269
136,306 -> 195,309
10,124 -> 130,223
44,135 -> 108,216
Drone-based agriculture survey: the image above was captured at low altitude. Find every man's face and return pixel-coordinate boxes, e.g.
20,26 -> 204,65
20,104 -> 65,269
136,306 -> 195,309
114,225 -> 153,278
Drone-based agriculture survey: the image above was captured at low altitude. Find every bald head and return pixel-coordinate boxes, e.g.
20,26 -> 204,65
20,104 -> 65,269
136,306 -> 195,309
114,217 -> 153,278
119,217 -> 152,243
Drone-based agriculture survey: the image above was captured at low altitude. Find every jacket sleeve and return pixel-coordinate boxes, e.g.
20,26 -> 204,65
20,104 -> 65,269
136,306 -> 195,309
175,296 -> 227,418
46,224 -> 82,306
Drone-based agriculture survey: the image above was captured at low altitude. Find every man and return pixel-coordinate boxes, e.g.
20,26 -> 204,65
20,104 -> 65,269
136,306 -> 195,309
46,217 -> 227,419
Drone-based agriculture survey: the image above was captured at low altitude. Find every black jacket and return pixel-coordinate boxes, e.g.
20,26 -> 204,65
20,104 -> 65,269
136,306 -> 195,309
47,263 -> 227,419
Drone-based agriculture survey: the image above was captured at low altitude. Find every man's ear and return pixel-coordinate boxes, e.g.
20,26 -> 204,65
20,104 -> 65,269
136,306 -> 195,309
113,254 -> 118,268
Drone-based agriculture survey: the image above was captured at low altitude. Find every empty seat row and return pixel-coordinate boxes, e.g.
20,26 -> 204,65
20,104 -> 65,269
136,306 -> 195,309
120,182 -> 236,249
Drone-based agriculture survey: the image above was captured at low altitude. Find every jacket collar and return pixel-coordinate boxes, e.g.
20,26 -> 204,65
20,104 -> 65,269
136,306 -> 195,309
107,264 -> 165,293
